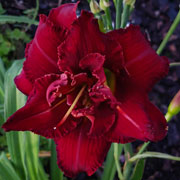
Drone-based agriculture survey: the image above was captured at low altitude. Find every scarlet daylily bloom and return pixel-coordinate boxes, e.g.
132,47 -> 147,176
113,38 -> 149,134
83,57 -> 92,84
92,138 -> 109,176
2,2 -> 169,177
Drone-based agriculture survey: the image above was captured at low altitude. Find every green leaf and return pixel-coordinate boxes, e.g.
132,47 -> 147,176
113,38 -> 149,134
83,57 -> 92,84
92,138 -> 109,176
0,57 -> 5,81
51,140 -> 63,180
0,15 -> 38,25
123,143 -> 134,180
0,40 -> 12,56
25,132 -> 40,180
0,103 -> 4,133
16,86 -> 41,180
4,60 -> 27,179
26,132 -> 48,180
0,58 -> 5,105
0,152 -> 21,180
4,60 -> 48,180
101,145 -> 115,180
6,29 -> 31,42
130,159 -> 145,180
0,3 -> 6,15
38,161 -> 48,180
129,151 -> 180,162
114,143 -> 123,180
102,143 -> 123,180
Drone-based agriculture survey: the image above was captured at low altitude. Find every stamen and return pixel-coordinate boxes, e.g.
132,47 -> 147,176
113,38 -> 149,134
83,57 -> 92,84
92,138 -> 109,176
56,85 -> 86,127
51,98 -> 66,110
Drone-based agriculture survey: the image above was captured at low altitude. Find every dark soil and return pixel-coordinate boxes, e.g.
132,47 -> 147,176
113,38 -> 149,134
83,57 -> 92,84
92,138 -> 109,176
0,0 -> 180,180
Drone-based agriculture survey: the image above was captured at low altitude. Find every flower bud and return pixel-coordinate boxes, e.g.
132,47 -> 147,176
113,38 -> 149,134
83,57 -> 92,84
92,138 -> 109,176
99,0 -> 110,11
90,0 -> 101,14
166,90 -> 180,122
124,0 -> 135,7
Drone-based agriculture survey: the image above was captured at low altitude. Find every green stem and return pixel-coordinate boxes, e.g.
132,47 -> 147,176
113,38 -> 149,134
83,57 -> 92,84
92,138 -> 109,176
26,0 -> 39,30
165,112 -> 174,122
121,4 -> 131,28
170,62 -> 180,67
123,143 -> 133,180
157,9 -> 180,55
116,0 -> 123,29
137,142 -> 150,155
129,151 -> 180,162
124,143 -> 133,156
114,143 -> 124,180
104,5 -> 113,30
113,0 -> 117,8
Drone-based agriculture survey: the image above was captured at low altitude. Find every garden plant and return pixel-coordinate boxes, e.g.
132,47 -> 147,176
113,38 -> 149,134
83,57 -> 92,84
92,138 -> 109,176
0,0 -> 180,180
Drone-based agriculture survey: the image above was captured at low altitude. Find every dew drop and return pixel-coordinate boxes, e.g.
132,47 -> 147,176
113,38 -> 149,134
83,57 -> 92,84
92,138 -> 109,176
53,127 -> 56,130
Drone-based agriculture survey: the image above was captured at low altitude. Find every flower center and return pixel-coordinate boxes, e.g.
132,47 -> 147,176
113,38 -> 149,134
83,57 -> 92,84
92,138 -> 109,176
56,85 -> 87,128
104,68 -> 116,93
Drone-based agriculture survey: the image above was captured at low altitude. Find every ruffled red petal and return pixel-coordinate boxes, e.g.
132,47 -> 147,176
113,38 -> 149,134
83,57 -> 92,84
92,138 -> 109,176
106,91 -> 167,142
14,69 -> 33,96
16,3 -> 78,92
55,122 -> 111,177
89,84 -> 117,106
72,103 -> 115,138
87,103 -> 115,137
58,11 -> 124,74
79,53 -> 106,84
2,74 -> 80,138
108,25 -> 169,92
48,2 -> 78,28
23,15 -> 66,83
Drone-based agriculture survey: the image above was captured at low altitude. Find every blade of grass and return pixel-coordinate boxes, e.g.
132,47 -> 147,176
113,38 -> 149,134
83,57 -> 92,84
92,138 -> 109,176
101,145 -> 116,180
0,152 -> 21,180
0,58 -> 5,103
114,143 -> 124,180
130,159 -> 145,180
129,151 -> 180,162
15,67 -> 47,180
157,9 -> 180,55
51,140 -> 63,180
26,0 -> 39,30
4,60 -> 27,179
16,85 -> 40,180
38,161 -> 48,180
123,143 -> 133,180
0,15 -> 38,25
25,132 -> 40,180
102,143 -> 123,180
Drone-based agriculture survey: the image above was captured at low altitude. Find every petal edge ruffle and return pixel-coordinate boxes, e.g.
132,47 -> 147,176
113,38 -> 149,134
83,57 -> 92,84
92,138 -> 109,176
55,122 -> 111,177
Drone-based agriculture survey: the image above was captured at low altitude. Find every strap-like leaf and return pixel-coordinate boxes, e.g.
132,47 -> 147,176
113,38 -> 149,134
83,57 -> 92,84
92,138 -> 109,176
4,60 -> 27,179
51,140 -> 63,180
129,151 -> 180,162
130,159 -> 145,180
0,152 -> 21,180
0,15 -> 38,25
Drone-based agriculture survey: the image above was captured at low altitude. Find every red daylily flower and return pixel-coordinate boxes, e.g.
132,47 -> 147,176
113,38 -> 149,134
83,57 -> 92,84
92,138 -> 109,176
2,2 -> 169,178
